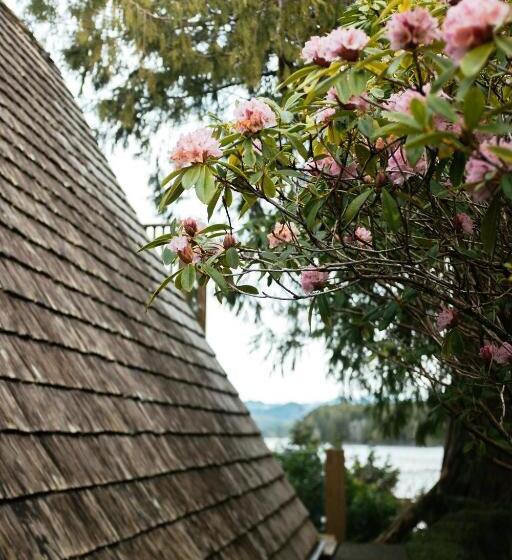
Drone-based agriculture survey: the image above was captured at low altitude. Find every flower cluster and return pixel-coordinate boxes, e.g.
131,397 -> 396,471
386,148 -> 427,186
234,98 -> 277,134
443,0 -> 511,60
300,268 -> 329,294
302,27 -> 369,65
386,8 -> 440,50
465,140 -> 512,201
436,307 -> 458,331
267,223 -> 299,249
170,128 -> 222,168
168,218 -> 204,264
480,342 -> 512,365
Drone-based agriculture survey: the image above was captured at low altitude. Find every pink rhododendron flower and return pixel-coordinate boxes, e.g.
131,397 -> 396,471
326,87 -> 339,102
169,236 -> 189,252
465,140 -> 512,201
385,88 -> 427,114
386,147 -> 428,185
495,343 -> 512,365
182,217 -> 202,236
170,127 -> 222,168
301,36 -> 332,66
436,307 -> 458,331
386,8 -> 440,50
326,27 -> 370,61
306,155 -> 343,177
306,156 -> 358,179
354,226 -> 372,245
443,0 -> 511,60
300,268 -> 329,294
234,98 -> 277,134
433,114 -> 463,135
480,343 -> 499,362
268,223 -> 299,249
454,212 -> 474,234
315,107 -> 336,124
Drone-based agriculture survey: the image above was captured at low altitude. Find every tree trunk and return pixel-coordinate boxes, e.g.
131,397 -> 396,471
378,417 -> 512,543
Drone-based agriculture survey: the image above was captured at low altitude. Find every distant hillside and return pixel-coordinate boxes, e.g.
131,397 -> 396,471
245,401 -> 320,437
297,402 -> 445,446
246,400 -> 444,445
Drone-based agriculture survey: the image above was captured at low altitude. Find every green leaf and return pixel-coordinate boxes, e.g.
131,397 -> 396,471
225,247 -> 240,269
200,224 -> 230,235
427,95 -> 458,123
181,264 -> 196,292
162,247 -> 175,265
146,271 -> 180,307
195,166 -> 217,204
159,180 -> 184,211
495,35 -> 512,57
237,284 -> 259,295
383,111 -> 424,131
450,152 -> 466,188
262,174 -> 277,198
409,98 -> 428,129
463,87 -> 485,131
344,188 -> 372,224
285,132 -> 309,160
481,197 -> 501,255
317,294 -> 332,329
501,174 -> 512,201
207,187 -> 223,220
305,198 -> 324,229
200,263 -> 229,293
488,146 -> 512,165
182,165 -> 203,190
442,328 -> 466,358
138,233 -> 174,253
381,188 -> 401,231
347,68 -> 369,97
460,43 -> 495,77
406,132 -> 451,150
161,167 -> 183,188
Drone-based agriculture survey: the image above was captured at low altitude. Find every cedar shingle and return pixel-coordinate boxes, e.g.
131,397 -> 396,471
0,3 -> 317,558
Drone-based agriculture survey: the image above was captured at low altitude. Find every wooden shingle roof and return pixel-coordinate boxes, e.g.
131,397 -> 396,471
0,4 -> 317,558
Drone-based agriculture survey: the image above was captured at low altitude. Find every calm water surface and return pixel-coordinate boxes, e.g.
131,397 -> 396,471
265,438 -> 443,499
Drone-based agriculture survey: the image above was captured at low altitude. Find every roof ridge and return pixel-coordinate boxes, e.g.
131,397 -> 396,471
0,1 -> 62,77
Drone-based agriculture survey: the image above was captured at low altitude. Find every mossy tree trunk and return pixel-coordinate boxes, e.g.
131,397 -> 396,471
379,417 -> 512,543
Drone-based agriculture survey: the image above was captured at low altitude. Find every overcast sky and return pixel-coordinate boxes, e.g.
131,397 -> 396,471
9,1 -> 341,403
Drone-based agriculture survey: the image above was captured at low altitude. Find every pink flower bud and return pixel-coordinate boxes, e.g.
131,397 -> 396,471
182,217 -> 200,236
480,343 -> 498,362
223,234 -> 237,249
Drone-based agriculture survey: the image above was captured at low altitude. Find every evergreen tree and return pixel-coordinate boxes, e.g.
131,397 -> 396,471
25,0 -> 344,144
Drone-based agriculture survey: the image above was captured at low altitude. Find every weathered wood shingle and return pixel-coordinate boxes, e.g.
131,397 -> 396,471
0,3 -> 318,558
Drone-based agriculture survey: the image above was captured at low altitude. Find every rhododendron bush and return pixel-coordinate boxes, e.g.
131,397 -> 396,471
143,0 -> 512,464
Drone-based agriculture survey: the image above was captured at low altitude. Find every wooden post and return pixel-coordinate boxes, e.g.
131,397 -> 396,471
325,448 -> 346,544
197,285 -> 207,332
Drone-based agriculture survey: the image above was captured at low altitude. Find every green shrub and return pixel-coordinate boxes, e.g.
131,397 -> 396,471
276,437 -> 402,541
346,452 -> 401,542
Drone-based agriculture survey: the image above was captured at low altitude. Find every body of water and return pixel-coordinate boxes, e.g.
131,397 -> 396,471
265,438 -> 443,499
